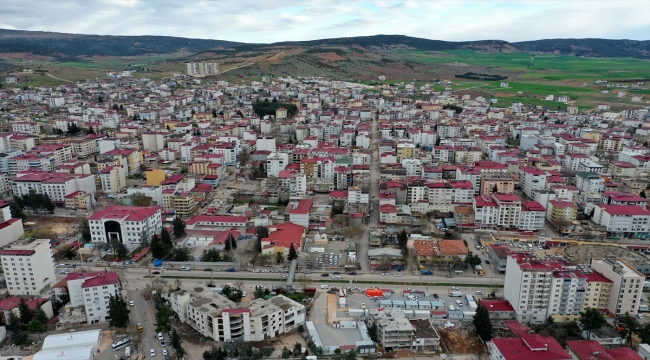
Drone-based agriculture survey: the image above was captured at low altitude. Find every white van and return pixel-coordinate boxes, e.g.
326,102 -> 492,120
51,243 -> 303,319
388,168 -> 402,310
125,346 -> 131,357
321,285 -> 329,289
448,305 -> 456,311
455,300 -> 463,307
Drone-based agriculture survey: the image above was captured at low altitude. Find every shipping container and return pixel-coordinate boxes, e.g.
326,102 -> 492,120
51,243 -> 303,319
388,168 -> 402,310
365,289 -> 383,297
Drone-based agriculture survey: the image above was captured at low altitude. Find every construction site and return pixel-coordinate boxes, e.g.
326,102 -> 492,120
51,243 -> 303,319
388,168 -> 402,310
433,320 -> 485,355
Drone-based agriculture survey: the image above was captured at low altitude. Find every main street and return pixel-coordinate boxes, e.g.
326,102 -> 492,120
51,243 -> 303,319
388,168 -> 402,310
358,112 -> 381,273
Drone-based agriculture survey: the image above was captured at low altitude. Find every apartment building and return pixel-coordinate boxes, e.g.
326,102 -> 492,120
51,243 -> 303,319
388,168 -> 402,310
479,173 -> 515,196
87,206 -> 162,248
493,193 -> 522,230
68,138 -> 99,158
32,144 -> 73,166
368,307 -> 414,351
161,190 -> 197,216
575,172 -> 604,194
519,201 -> 546,231
56,272 -> 120,324
99,166 -> 126,193
545,200 -> 578,223
519,167 -> 548,198
592,205 -> 650,235
8,153 -> 56,174
1,239 -> 56,296
503,254 -> 576,324
267,152 -> 289,177
142,132 -> 167,152
186,62 -> 219,77
12,171 -> 97,204
169,287 -> 305,342
591,258 -> 644,315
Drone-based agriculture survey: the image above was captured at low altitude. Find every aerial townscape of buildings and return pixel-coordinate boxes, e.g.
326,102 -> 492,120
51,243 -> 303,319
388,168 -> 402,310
0,63 -> 650,360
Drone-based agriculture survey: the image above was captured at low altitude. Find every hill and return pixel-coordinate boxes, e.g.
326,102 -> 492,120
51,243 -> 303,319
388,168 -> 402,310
513,38 -> 650,58
0,29 -> 246,58
0,29 -> 648,59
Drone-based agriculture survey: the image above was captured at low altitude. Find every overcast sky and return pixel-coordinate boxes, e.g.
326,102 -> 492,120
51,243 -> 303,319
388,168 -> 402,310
2,0 -> 649,43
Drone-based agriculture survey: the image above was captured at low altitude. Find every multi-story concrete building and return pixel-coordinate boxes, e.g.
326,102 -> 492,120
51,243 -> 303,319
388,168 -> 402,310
546,200 -> 578,223
169,287 -> 305,342
266,152 -> 289,178
591,257 -> 644,315
161,190 -> 197,216
99,166 -> 126,194
12,171 -> 97,204
480,173 -> 515,196
519,201 -> 546,231
493,193 -> 522,230
255,137 -> 276,152
142,132 -> 167,152
519,167 -> 548,198
87,206 -> 162,248
56,272 -> 120,324
186,62 -> 219,77
592,205 -> 650,236
368,307 -> 415,351
575,172 -> 604,194
503,253 -> 575,324
1,239 -> 56,296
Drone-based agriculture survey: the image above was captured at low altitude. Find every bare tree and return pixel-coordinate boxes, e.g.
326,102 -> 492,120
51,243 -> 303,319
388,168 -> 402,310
295,275 -> 313,290
379,255 -> 393,270
234,280 -> 244,291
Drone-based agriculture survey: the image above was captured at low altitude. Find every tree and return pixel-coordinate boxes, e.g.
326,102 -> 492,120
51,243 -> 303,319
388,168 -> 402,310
151,236 -> 168,259
281,347 -> 291,359
155,303 -> 173,334
473,304 -> 493,341
545,315 -> 554,328
492,184 -> 498,194
107,294 -> 130,328
8,201 -> 26,220
579,308 -> 607,340
28,319 -> 44,332
166,247 -> 192,261
160,228 -> 173,249
276,252 -> 285,264
292,343 -> 302,357
171,328 -> 182,352
398,229 -> 408,250
86,126 -> 95,135
79,220 -> 92,242
212,109 -> 218,117
288,244 -> 298,261
7,312 -> 20,334
115,243 -> 129,259
224,232 -> 237,251
36,304 -> 49,323
465,252 -> 482,268
618,312 -> 638,346
172,216 -> 186,238
18,298 -> 32,324
238,150 -> 251,167
201,248 -> 223,262
131,192 -> 152,206
641,190 -> 647,199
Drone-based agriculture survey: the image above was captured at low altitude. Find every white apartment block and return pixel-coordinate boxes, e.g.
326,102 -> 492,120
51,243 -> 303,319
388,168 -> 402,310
187,62 -> 219,77
142,132 -> 166,152
1,239 -> 56,296
576,172 -> 604,194
169,288 -> 305,342
348,186 -> 369,204
61,272 -> 120,324
401,158 -> 422,177
518,167 -> 547,198
12,171 -> 97,203
87,206 -> 162,248
266,152 -> 289,177
256,137 -> 276,152
591,258 -> 644,315
592,205 -> 650,235
8,154 -> 56,174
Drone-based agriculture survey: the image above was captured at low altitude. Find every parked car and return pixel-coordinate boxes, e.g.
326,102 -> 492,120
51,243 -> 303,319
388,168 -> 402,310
433,294 -> 439,299
129,300 -> 134,306
150,349 -> 156,357
158,332 -> 164,340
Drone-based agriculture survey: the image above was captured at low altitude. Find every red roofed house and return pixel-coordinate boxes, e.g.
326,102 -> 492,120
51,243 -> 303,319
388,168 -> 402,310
482,300 -> 516,320
53,271 -> 119,324
185,214 -> 248,230
488,334 -> 571,360
88,206 -> 162,248
566,340 -> 642,360
261,222 -> 305,257
0,297 -> 53,326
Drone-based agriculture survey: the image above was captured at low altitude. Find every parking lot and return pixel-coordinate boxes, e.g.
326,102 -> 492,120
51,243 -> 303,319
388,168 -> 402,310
300,235 -> 358,272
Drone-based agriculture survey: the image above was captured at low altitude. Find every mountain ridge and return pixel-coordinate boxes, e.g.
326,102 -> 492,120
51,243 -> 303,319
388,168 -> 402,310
0,29 -> 648,59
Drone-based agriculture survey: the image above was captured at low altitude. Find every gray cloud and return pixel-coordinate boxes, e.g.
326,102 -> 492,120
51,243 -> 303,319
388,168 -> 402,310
0,0 -> 647,42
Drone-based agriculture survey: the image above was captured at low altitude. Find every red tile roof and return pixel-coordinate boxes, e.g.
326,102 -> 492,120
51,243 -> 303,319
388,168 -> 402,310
81,273 -> 119,288
88,206 -> 160,222
492,335 -> 571,360
0,297 -> 49,311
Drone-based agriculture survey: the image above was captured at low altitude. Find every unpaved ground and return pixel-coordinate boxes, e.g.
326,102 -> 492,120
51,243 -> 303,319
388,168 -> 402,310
439,327 -> 484,354
25,215 -> 77,236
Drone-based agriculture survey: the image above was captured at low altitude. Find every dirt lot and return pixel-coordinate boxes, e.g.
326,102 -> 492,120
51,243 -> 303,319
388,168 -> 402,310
25,215 -> 78,236
438,325 -> 484,354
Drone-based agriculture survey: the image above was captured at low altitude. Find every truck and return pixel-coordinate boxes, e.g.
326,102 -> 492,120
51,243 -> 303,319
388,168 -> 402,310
449,291 -> 463,297
421,269 -> 433,275
225,268 -> 236,272
640,305 -> 650,312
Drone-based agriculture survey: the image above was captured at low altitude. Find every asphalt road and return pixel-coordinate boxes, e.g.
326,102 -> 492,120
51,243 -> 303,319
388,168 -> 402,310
358,114 -> 380,273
